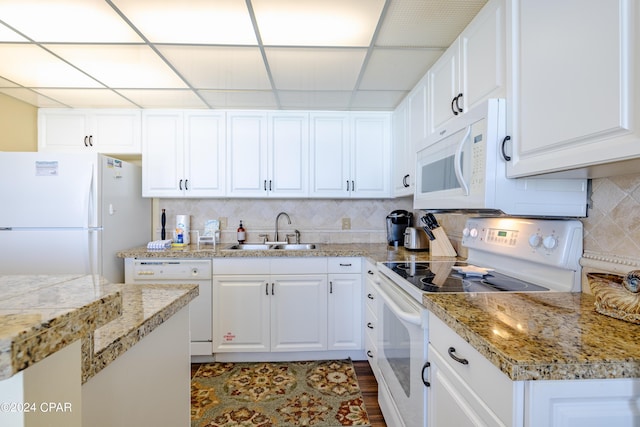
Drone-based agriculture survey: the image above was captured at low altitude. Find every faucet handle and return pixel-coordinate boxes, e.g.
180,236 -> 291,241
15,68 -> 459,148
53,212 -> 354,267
294,229 -> 301,244
285,233 -> 295,244
258,233 -> 269,243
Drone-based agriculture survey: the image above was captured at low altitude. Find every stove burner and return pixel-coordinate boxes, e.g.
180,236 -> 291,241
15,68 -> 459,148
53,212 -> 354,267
395,263 -> 430,273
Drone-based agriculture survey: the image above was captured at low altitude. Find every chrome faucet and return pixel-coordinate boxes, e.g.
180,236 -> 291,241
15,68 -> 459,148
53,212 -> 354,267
274,212 -> 291,242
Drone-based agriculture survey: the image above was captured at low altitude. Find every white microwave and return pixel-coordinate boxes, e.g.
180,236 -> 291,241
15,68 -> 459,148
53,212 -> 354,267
414,99 -> 588,217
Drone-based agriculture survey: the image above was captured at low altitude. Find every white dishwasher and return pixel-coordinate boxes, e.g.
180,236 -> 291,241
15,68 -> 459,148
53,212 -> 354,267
124,258 -> 213,358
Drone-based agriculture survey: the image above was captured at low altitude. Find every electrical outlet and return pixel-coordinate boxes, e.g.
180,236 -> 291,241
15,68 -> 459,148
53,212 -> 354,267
341,217 -> 351,230
219,217 -> 228,229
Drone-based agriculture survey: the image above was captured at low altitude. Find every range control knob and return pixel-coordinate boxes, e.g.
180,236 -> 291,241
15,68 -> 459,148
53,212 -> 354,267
469,228 -> 479,238
462,227 -> 470,237
542,235 -> 558,250
528,234 -> 542,248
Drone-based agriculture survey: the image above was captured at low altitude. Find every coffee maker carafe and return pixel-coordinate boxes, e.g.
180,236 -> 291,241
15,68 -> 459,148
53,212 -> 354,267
386,210 -> 412,246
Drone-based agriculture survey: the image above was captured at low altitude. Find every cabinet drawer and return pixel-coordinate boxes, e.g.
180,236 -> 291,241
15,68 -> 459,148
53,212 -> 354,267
213,258 -> 270,274
328,257 -> 361,273
365,304 -> 377,332
429,313 -> 514,424
271,257 -> 327,274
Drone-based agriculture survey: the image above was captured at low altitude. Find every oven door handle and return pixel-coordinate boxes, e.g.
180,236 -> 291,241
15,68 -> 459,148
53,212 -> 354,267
375,280 -> 422,326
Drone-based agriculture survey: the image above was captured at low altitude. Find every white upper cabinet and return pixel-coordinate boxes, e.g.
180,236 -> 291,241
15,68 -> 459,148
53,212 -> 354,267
38,109 -> 141,154
142,110 -> 226,198
392,99 -> 411,196
350,113 -> 392,198
427,0 -> 506,137
506,0 -> 640,178
227,112 -> 308,197
310,113 -> 351,197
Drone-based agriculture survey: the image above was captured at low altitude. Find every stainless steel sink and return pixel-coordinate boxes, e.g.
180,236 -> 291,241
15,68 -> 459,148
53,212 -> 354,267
225,244 -> 274,250
273,243 -> 317,250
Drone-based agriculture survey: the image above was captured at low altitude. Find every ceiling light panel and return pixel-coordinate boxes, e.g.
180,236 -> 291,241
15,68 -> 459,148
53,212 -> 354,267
278,90 -> 353,110
350,90 -> 407,109
112,0 -> 257,45
0,44 -> 102,87
0,22 -> 28,42
157,45 -> 271,90
116,89 -> 208,109
198,90 -> 278,109
0,0 -> 142,42
252,0 -> 385,47
267,48 -> 367,91
0,88 -> 65,107
359,48 -> 443,90
47,44 -> 187,88
34,88 -> 138,108
376,0 -> 487,47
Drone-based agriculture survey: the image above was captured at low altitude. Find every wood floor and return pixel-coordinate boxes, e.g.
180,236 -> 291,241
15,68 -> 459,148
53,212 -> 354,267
353,360 -> 387,427
192,360 -> 387,426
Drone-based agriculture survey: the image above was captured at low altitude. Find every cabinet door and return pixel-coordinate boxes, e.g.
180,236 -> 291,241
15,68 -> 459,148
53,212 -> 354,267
427,42 -> 460,135
350,113 -> 391,198
392,100 -> 411,196
38,109 -> 90,151
142,111 -> 184,197
270,275 -> 327,352
227,112 -> 268,196
212,275 -> 270,352
507,0 -> 640,177
268,113 -> 309,197
459,0 -> 506,112
309,113 -> 351,197
92,110 -> 141,154
327,274 -> 362,351
184,112 -> 226,197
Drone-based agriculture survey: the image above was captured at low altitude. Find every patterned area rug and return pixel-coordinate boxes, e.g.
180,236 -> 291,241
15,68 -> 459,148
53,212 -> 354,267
191,359 -> 371,427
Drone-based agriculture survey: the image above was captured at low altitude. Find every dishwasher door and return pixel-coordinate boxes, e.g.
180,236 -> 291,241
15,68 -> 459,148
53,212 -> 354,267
124,258 -> 213,357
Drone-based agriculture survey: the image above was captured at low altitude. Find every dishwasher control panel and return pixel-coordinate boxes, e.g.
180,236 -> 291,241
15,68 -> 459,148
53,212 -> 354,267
124,258 -> 212,282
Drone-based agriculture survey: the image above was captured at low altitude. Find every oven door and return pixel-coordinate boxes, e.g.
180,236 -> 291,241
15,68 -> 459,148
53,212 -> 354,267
375,274 -> 428,427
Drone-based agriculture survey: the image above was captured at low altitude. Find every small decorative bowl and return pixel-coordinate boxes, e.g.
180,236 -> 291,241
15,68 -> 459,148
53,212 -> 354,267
587,271 -> 640,324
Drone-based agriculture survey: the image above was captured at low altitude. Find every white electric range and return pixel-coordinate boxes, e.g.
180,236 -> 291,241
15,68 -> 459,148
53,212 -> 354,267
373,217 -> 584,427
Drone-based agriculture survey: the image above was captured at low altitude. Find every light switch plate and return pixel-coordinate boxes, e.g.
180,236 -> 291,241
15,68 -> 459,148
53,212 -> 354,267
342,217 -> 351,230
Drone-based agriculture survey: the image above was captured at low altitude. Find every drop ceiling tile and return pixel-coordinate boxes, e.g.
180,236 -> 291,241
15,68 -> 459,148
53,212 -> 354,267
47,44 -> 187,89
0,76 -> 19,87
117,89 -> 208,109
266,48 -> 366,91
156,45 -> 271,90
376,0 -> 487,47
0,88 -> 66,107
35,89 -> 138,108
198,90 -> 278,109
278,90 -> 353,110
0,44 -> 102,88
0,0 -> 142,42
252,0 -> 385,47
359,48 -> 443,90
0,22 -> 28,42
350,90 -> 408,109
112,0 -> 257,45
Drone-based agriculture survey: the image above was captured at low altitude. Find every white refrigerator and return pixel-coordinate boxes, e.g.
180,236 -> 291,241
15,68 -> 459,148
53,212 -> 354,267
0,152 -> 151,283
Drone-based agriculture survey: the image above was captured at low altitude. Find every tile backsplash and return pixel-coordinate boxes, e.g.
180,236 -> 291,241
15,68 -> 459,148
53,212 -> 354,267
157,196 -> 413,244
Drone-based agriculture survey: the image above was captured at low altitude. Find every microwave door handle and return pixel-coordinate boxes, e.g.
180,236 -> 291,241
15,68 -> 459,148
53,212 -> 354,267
454,125 -> 472,196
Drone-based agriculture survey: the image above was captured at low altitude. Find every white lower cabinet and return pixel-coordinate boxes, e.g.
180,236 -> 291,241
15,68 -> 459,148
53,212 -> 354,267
428,312 -> 640,427
212,257 -> 363,360
363,259 -> 381,379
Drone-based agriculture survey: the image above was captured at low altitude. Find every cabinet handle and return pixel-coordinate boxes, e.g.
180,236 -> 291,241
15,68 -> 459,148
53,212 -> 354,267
351,180 -> 355,191
339,263 -> 352,267
366,322 -> 374,329
451,96 -> 458,115
264,180 -> 267,191
84,136 -> 89,147
455,93 -> 463,113
346,180 -> 350,191
501,135 -> 512,161
403,174 -> 410,187
329,281 -> 333,294
271,283 -> 275,295
89,135 -> 93,146
179,179 -> 183,190
269,180 -> 272,191
422,361 -> 431,387
185,179 -> 189,190
367,270 -> 374,275
367,350 -> 374,358
266,283 -> 269,295
367,293 -> 374,300
448,347 -> 469,365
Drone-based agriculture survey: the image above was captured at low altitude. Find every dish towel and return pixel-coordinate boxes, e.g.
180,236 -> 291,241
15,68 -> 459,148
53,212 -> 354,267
147,239 -> 172,250
452,265 -> 494,277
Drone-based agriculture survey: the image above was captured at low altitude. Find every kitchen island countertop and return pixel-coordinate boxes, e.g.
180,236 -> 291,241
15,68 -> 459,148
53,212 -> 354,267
0,274 -> 198,383
423,291 -> 640,381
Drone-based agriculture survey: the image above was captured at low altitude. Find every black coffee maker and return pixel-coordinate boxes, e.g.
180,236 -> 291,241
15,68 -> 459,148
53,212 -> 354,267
386,210 -> 413,246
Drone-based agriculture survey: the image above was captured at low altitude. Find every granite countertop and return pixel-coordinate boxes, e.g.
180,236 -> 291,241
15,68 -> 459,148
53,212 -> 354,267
423,291 -> 640,381
118,242 -> 438,263
0,275 -> 121,381
82,283 -> 198,383
0,275 -> 198,383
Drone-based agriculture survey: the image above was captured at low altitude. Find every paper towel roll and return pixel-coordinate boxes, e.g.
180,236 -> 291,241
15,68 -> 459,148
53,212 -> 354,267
176,214 -> 190,244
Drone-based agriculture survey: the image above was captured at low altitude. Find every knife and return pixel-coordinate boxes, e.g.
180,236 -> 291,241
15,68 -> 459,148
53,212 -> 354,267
420,215 -> 436,240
